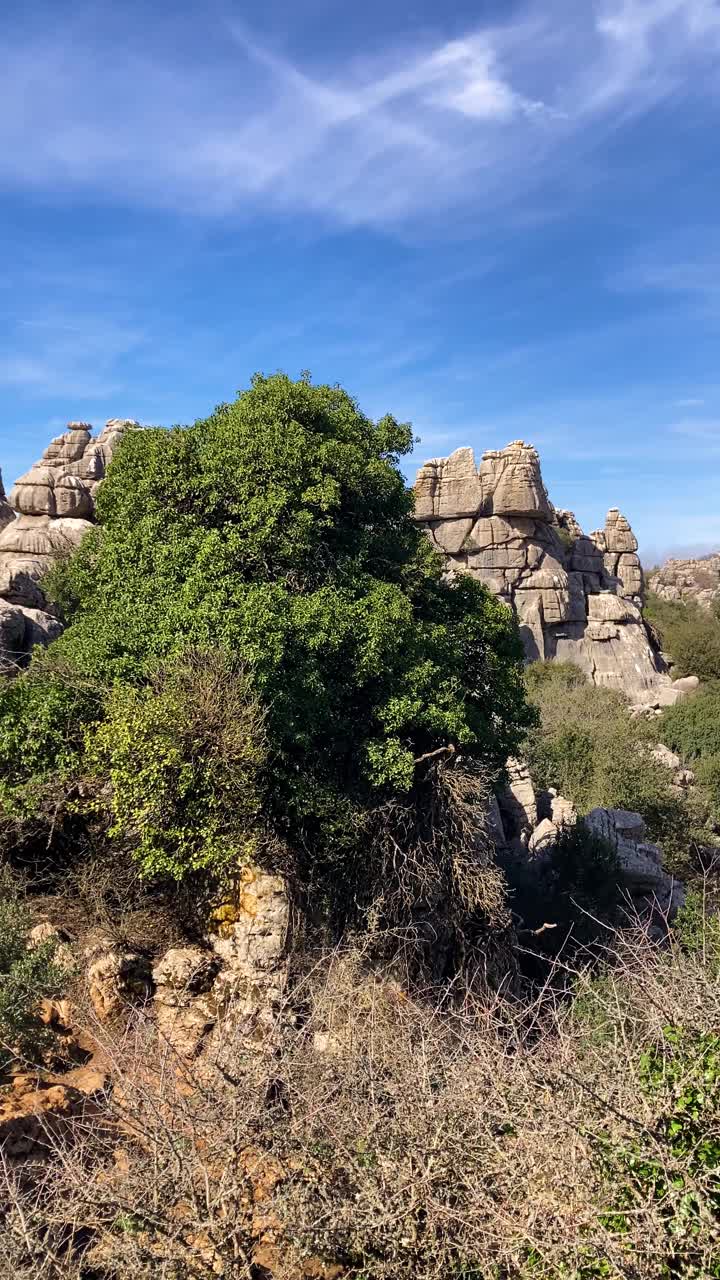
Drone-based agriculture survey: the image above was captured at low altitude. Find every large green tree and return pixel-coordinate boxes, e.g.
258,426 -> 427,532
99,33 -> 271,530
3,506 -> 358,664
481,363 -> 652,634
8,374 -> 532,900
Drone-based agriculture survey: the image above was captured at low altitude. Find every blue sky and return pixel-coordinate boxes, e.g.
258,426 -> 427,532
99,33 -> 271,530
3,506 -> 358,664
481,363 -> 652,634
1,0 -> 720,561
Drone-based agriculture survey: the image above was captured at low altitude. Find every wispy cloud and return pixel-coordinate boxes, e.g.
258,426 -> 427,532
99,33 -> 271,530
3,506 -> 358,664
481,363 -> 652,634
613,255 -> 720,300
0,312 -> 145,400
670,418 -> 720,441
0,0 -> 718,229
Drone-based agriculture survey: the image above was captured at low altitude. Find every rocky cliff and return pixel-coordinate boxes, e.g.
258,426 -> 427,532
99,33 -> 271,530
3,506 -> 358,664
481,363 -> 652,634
651,553 -> 720,611
414,440 -> 682,707
0,419 -> 136,671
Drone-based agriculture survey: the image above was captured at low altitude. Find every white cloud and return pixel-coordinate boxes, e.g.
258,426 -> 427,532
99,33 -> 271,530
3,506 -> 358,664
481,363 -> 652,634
598,0 -> 720,45
0,1 -> 717,229
420,38 -> 542,120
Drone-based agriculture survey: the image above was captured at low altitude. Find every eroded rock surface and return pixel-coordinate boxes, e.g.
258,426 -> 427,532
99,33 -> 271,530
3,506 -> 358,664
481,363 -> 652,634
414,441 -> 678,705
207,869 -> 290,1062
144,871 -> 292,1066
651,553 -> 720,611
153,947 -> 220,1059
86,947 -> 153,1021
0,419 -> 137,670
491,767 -> 681,926
584,807 -> 684,923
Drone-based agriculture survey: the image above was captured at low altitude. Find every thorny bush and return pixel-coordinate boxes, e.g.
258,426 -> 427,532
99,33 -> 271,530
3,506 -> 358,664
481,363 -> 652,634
2,919 -> 720,1279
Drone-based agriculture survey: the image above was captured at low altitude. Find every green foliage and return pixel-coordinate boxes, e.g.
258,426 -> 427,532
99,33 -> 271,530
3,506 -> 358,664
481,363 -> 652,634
3,374 -> 533,898
661,685 -> 720,761
695,754 -> 720,817
524,662 -> 690,858
556,525 -> 576,555
509,820 -> 622,954
672,889 -> 720,976
0,870 -> 67,1073
645,592 -> 720,682
84,650 -> 267,881
661,685 -> 720,826
600,1026 -> 720,1278
0,659 -> 100,821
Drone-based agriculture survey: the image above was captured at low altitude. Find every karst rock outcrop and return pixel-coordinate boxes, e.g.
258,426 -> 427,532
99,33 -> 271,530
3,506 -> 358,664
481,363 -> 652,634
651,552 -> 720,611
0,419 -> 136,671
414,440 -> 681,706
495,764 -> 683,927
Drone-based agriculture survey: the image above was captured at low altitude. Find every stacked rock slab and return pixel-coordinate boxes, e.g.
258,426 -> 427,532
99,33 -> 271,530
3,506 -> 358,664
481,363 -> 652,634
652,553 -> 720,611
0,419 -> 136,671
414,440 -> 676,705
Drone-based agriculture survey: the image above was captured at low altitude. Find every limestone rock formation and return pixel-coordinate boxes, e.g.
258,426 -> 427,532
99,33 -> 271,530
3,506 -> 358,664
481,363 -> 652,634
596,508 -> 644,602
491,765 -> 681,926
0,419 -> 137,670
414,441 -> 680,706
153,947 -> 220,1059
148,870 -> 291,1065
584,807 -> 684,922
85,946 -> 153,1021
209,869 -> 290,1050
498,758 -> 538,842
651,553 -> 720,611
0,471 -> 14,534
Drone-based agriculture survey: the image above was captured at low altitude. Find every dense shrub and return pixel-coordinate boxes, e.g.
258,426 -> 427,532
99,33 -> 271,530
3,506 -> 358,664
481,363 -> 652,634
524,662 -> 691,858
661,685 -> 720,827
509,819 -> 623,954
661,684 -> 720,762
0,870 -> 67,1073
695,754 -> 720,820
1,375 -> 533,915
84,650 -> 268,881
644,592 -> 720,682
0,658 -> 101,821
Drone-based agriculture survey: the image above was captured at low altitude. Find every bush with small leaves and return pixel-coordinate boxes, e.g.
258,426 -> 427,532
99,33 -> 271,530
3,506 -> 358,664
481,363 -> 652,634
661,685 -> 720,828
0,870 -> 67,1073
83,650 -> 268,881
661,684 -> 720,763
645,592 -> 720,682
0,657 -> 101,826
524,662 -> 692,863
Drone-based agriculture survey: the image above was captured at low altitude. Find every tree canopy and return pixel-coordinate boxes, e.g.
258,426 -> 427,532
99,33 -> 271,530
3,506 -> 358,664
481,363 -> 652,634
5,374 -> 533,899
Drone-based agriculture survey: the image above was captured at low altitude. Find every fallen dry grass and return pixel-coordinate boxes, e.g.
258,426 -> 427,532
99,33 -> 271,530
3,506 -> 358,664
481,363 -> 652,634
1,920 -> 719,1280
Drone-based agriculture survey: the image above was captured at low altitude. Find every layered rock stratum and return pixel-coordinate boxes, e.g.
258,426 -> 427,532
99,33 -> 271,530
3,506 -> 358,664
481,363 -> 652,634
0,419 -> 136,670
651,553 -> 720,611
413,439 -> 680,706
